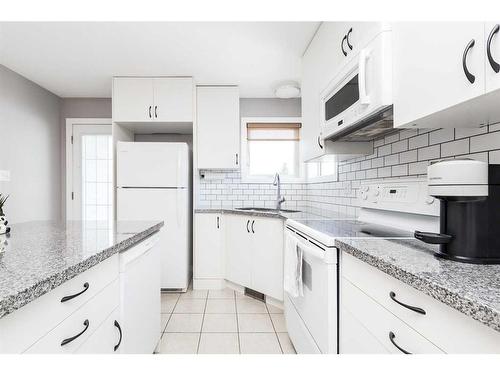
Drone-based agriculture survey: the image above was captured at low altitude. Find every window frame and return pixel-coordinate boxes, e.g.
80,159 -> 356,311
306,157 -> 339,183
240,117 -> 304,183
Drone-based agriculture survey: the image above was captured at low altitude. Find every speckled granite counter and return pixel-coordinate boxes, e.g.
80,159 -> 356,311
336,237 -> 500,332
0,220 -> 163,319
195,206 -> 353,220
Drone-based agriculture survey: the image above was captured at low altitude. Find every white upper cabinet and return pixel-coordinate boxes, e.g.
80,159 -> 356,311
393,22 -> 487,128
113,77 -> 154,123
153,77 -> 193,122
196,86 -> 240,169
112,77 -> 193,123
485,22 -> 500,124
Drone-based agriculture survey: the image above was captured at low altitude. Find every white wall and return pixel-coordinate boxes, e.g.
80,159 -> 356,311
0,65 -> 61,223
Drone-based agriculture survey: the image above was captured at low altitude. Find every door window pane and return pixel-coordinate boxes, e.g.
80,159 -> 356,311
81,135 -> 113,222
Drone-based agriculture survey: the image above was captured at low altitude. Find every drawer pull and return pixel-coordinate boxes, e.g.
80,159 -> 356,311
389,291 -> 426,315
61,282 -> 90,302
389,331 -> 411,354
114,320 -> 122,352
61,319 -> 89,346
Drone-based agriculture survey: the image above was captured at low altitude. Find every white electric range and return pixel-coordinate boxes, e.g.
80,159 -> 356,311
284,178 -> 440,354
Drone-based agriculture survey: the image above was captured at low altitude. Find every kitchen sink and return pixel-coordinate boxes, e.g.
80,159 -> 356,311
235,207 -> 301,213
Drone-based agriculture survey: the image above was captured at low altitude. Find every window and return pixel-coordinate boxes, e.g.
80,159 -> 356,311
307,157 -> 338,182
241,118 -> 302,182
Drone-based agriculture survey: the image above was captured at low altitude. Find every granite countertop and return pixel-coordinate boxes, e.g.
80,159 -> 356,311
0,220 -> 163,319
194,206 -> 345,220
336,237 -> 500,333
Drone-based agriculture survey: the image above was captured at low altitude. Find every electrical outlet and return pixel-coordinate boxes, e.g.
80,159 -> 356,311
0,170 -> 11,182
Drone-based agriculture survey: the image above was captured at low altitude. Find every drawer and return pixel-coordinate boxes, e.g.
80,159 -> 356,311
341,277 -> 444,354
0,254 -> 119,353
25,278 -> 119,353
76,308 -> 121,354
341,252 -> 500,353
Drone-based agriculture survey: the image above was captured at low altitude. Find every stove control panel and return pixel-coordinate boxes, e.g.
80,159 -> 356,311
359,178 -> 439,216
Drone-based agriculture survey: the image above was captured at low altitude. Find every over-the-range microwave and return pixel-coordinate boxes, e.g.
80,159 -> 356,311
320,31 -> 393,141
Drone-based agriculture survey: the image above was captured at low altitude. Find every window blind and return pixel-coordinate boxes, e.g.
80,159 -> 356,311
246,122 -> 301,141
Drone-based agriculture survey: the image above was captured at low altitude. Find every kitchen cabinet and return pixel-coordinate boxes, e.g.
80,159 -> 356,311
196,86 -> 240,169
225,214 -> 253,288
76,309 -> 121,354
393,22 -> 489,128
301,22 -> 383,162
340,252 -> 500,353
485,22 -> 500,124
225,214 -> 284,301
113,77 -> 193,123
194,213 -> 225,286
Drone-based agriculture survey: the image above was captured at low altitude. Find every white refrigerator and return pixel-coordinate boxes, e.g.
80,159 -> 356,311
117,141 -> 191,290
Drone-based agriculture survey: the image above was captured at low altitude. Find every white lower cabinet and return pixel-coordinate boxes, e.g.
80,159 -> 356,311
76,308 -> 121,354
340,252 -> 500,354
225,214 -> 284,301
194,213 -> 225,284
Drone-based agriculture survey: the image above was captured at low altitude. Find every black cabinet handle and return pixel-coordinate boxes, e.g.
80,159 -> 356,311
462,39 -> 476,84
148,105 -> 152,118
414,230 -> 452,245
389,291 -> 426,315
61,282 -> 89,302
154,105 -> 158,118
114,320 -> 122,352
317,135 -> 324,149
246,220 -> 250,233
341,35 -> 348,56
61,319 -> 89,346
487,24 -> 500,73
217,216 -> 220,229
346,28 -> 353,50
251,220 -> 255,233
235,153 -> 239,165
389,332 -> 411,354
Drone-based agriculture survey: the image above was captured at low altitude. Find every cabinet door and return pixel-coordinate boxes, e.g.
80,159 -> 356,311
197,86 -> 240,169
194,213 -> 224,279
113,77 -> 154,122
485,22 -> 500,124
153,77 -> 193,122
393,22 -> 486,128
76,309 -> 121,354
344,22 -> 388,58
250,218 -> 284,301
225,215 -> 252,287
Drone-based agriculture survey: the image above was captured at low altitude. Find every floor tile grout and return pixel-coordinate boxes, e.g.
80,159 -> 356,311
266,302 -> 284,354
234,291 -> 241,354
196,292 -> 209,354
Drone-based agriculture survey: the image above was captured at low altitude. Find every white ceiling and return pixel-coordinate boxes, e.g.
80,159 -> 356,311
0,22 -> 319,98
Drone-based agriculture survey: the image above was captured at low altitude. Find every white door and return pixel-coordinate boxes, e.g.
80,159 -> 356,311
68,121 -> 112,221
113,77 -> 154,122
196,86 -> 240,169
393,22 -> 486,128
117,142 -> 188,188
225,215 -> 252,287
153,77 -> 193,122
194,213 -> 224,279
251,218 -> 284,301
117,188 -> 189,290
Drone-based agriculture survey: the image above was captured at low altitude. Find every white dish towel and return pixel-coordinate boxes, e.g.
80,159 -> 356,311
284,232 -> 303,298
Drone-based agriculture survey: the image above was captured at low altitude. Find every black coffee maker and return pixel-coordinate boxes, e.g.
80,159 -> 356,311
414,159 -> 500,264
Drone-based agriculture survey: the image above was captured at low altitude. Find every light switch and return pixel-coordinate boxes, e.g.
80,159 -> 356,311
0,170 -> 11,182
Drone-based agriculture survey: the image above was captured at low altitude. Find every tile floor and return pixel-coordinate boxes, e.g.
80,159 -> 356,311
157,286 -> 296,354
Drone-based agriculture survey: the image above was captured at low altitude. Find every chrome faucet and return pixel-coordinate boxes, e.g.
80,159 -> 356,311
273,173 -> 286,211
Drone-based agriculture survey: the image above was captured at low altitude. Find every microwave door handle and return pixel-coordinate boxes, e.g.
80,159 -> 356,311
358,49 -> 371,105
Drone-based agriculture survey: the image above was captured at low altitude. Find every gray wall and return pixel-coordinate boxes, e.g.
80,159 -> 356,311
240,98 -> 301,118
0,65 -> 61,223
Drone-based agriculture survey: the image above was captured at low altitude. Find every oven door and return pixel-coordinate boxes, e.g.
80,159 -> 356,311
321,31 -> 392,140
284,229 -> 338,354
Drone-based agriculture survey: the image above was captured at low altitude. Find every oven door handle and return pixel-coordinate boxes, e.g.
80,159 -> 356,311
358,48 -> 371,105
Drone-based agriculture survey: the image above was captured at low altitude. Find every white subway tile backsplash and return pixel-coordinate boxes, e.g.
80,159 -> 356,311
400,149 -> 418,163
384,154 -> 399,166
391,164 -> 408,176
384,133 -> 400,144
408,161 -> 429,175
429,128 -> 454,145
399,128 -> 418,140
378,144 -> 391,156
418,145 -> 440,161
391,139 -> 408,153
441,139 -> 469,157
409,134 -> 429,149
455,126 -> 488,139
489,150 -> 500,164
470,131 -> 500,153
377,166 -> 391,177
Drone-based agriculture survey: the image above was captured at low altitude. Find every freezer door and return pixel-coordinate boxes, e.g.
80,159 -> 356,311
117,142 -> 188,188
117,188 -> 190,290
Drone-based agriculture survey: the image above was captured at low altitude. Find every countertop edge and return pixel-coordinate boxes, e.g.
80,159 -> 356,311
194,208 -> 287,219
0,222 -> 163,320
335,239 -> 500,333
